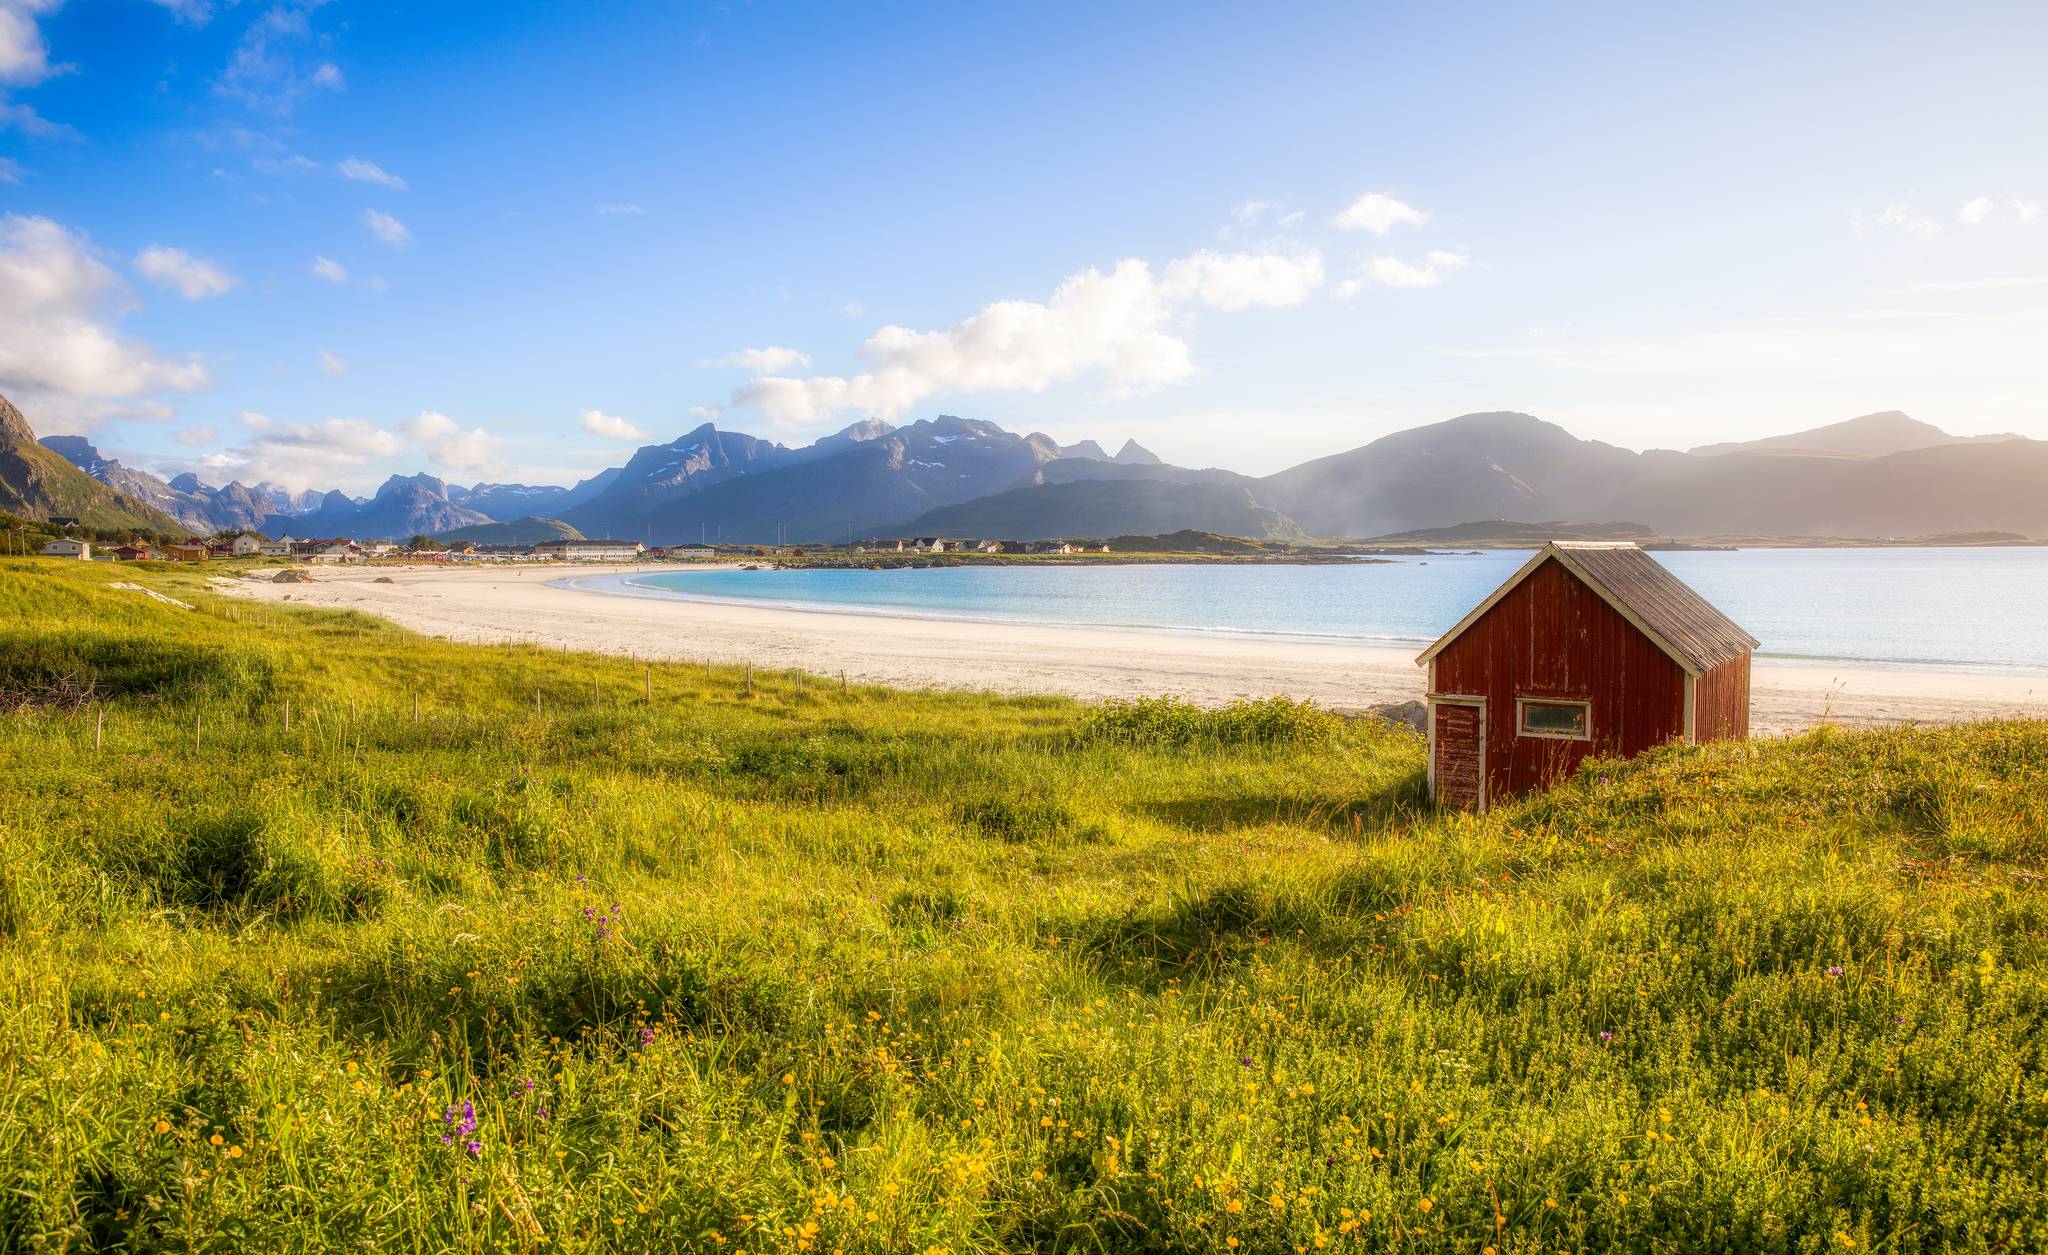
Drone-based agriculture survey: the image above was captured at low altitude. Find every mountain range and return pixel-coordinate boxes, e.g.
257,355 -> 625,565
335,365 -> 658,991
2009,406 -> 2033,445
7,389 -> 2044,544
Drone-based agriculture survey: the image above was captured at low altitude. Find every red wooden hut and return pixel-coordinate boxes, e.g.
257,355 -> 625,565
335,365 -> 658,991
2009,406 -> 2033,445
1416,541 -> 1757,810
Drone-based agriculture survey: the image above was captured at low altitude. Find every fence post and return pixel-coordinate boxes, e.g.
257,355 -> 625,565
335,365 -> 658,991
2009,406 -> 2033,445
645,665 -> 652,705
95,705 -> 104,752
284,697 -> 291,733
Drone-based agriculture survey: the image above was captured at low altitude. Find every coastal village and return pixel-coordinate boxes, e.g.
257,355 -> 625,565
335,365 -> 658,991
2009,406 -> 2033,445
32,527 -> 1114,564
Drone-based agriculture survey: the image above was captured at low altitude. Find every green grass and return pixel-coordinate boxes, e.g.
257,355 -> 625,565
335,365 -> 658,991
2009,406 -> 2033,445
2,558 -> 2045,1253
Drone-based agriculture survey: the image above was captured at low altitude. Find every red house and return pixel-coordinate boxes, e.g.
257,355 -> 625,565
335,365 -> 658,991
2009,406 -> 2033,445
1416,542 -> 1757,810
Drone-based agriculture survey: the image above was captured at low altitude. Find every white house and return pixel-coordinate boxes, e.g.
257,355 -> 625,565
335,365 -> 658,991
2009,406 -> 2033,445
226,533 -> 264,556
258,535 -> 295,556
41,537 -> 91,559
668,546 -> 717,560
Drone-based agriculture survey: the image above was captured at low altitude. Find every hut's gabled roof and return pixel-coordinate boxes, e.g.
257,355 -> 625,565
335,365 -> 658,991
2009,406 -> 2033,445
1416,541 -> 1759,675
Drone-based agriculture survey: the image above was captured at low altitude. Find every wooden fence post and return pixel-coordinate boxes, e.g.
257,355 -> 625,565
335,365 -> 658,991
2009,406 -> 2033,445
284,697 -> 291,733
94,705 -> 104,752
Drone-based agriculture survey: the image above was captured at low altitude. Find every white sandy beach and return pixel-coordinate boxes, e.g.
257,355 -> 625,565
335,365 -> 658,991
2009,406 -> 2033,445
222,563 -> 2048,736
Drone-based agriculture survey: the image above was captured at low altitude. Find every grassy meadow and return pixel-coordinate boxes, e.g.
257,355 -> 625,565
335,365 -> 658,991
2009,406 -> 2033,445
2,558 -> 2045,1253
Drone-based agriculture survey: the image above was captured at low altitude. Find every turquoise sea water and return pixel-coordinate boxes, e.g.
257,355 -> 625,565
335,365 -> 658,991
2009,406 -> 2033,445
568,548 -> 2048,673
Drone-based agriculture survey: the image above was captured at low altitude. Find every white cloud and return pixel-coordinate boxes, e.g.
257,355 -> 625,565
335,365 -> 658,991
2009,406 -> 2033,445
337,157 -> 404,189
1332,192 -> 1429,235
309,255 -> 348,283
688,405 -> 722,421
199,409 -> 502,491
214,5 -> 344,114
146,0 -> 216,24
0,155 -> 21,182
201,411 -> 401,491
1338,250 -> 1471,294
0,97 -> 73,138
0,0 -> 59,86
133,245 -> 240,299
0,214 -> 208,407
594,203 -> 643,216
362,209 -> 411,249
1159,249 -> 1324,310
701,346 -> 812,374
400,410 -> 500,473
731,247 -> 1321,426
252,152 -> 317,175
1952,195 -> 2042,226
174,424 -> 218,447
579,408 -> 645,440
1855,204 -> 1941,240
318,348 -> 348,376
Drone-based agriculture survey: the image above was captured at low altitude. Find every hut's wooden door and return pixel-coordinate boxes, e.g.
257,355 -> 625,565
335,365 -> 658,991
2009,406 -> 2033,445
1429,696 -> 1487,811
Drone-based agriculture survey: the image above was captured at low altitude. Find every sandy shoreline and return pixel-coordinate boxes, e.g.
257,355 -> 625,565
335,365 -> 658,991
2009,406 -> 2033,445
222,562 -> 2048,736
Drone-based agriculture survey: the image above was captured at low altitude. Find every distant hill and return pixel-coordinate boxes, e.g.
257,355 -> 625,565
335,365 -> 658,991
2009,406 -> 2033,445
1690,410 -> 2023,459
1370,520 -> 1657,544
895,477 -> 1305,541
1255,410 -> 2048,540
1259,411 -> 1646,537
0,395 -> 185,533
435,516 -> 585,545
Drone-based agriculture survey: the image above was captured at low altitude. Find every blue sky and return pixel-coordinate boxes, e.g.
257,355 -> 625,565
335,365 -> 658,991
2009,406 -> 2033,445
2,0 -> 2043,492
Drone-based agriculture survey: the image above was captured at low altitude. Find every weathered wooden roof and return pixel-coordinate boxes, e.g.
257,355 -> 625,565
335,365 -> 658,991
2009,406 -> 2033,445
1416,541 -> 1759,675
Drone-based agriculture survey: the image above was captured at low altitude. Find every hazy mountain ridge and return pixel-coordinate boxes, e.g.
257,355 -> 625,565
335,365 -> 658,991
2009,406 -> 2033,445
1690,411 -> 2024,459
23,396 -> 2044,544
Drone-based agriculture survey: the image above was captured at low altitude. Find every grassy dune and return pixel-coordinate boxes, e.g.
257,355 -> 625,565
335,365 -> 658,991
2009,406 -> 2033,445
2,559 -> 2045,1253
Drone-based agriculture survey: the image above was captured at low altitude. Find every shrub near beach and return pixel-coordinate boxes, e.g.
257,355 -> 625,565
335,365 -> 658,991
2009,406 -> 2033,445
1,559 -> 2045,1252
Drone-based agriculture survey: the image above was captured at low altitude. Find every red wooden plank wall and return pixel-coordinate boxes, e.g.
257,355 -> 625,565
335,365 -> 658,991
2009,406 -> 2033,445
1692,656 -> 1751,743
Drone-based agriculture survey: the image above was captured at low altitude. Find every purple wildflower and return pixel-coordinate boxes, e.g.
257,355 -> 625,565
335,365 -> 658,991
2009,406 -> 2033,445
1827,965 -> 1845,978
639,1027 -> 656,1047
467,1140 -> 482,1155
1598,1030 -> 1614,1042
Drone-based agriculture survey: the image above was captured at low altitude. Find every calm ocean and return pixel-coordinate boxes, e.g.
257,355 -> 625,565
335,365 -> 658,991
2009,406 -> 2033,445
580,548 -> 2048,673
